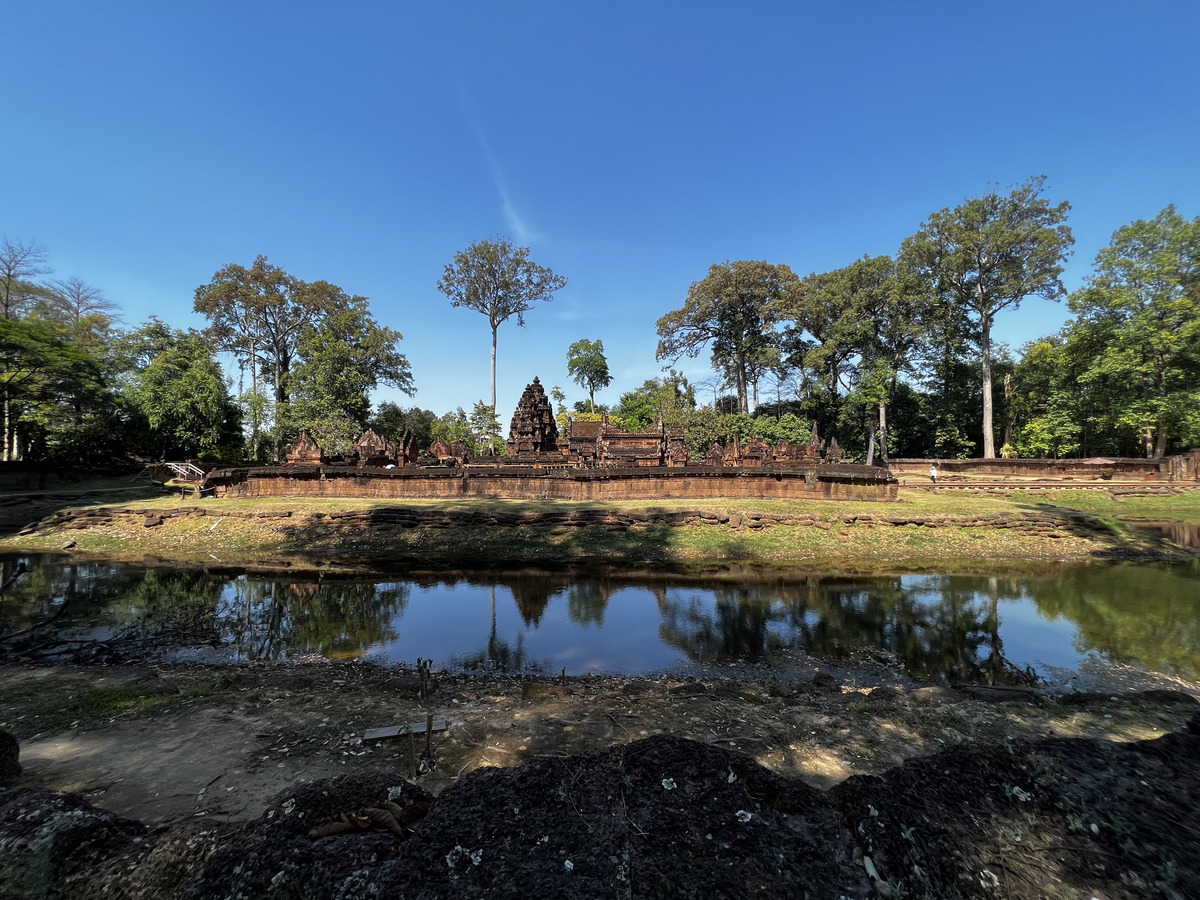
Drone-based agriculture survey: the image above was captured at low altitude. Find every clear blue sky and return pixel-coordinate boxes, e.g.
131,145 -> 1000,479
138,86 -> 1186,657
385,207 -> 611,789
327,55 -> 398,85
5,1 -> 1197,419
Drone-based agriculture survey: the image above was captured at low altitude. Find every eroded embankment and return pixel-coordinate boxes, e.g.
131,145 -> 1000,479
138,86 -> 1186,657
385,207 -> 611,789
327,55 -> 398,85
1,500 -> 1186,570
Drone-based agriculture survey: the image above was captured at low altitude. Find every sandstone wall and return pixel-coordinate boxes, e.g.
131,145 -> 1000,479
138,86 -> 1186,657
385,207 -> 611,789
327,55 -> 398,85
209,466 -> 898,503
888,457 -> 1175,480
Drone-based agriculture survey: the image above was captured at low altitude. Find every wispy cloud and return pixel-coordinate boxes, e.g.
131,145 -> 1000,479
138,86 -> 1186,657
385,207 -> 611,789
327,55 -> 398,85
456,82 -> 537,243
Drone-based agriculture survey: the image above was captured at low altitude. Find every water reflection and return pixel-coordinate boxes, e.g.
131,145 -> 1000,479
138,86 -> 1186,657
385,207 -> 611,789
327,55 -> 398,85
1,555 -> 1197,684
1132,520 -> 1200,549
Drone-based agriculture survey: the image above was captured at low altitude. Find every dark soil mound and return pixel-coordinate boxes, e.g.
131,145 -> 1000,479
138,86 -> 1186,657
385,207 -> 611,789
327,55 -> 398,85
2,731 -> 1197,899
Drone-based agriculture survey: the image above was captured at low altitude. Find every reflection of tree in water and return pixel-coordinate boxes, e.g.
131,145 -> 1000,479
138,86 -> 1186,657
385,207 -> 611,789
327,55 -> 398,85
455,584 -> 533,673
567,582 -> 611,627
216,578 -> 408,661
657,586 -> 779,664
2,558 -> 219,638
1028,563 -> 1200,680
505,573 -> 571,626
651,574 -> 1030,684
787,575 -> 1033,684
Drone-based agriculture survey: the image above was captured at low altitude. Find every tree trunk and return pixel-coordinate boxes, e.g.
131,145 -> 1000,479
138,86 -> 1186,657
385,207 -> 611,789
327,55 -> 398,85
248,336 -> 259,456
865,415 -> 876,466
1154,415 -> 1167,459
491,325 -> 498,414
980,314 -> 995,458
736,358 -> 748,414
2,388 -> 9,462
878,399 -> 888,465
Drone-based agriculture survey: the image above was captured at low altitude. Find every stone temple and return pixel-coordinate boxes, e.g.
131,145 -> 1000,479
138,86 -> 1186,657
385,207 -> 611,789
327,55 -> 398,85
206,378 -> 899,502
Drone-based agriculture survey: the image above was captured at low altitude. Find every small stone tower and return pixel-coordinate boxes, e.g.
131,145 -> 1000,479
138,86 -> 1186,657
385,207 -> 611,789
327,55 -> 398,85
507,377 -> 560,455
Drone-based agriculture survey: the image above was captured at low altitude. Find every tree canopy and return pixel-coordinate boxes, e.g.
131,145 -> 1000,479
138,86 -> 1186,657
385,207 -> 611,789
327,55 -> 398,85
657,260 -> 797,414
194,257 -> 404,460
437,237 -> 566,412
900,177 -> 1073,457
118,319 -> 242,460
566,339 -> 611,413
287,304 -> 413,454
1066,206 -> 1199,458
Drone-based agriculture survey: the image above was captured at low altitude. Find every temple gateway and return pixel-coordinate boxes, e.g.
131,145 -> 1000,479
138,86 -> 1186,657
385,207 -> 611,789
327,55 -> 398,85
206,378 -> 898,501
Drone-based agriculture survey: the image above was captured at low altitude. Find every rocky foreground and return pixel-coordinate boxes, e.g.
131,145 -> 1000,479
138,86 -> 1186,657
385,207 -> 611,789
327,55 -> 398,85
3,715 -> 1199,899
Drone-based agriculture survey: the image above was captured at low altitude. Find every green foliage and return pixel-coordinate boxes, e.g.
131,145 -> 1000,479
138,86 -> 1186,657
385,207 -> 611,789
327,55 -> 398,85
901,176 -> 1074,457
1067,206 -> 1200,458
436,237 -> 567,410
0,315 -> 125,463
118,319 -> 243,460
370,402 -> 438,451
0,238 -> 52,321
469,401 -> 504,455
431,407 -> 471,448
287,303 -> 412,451
657,260 -> 796,414
194,257 -> 402,460
566,338 -> 611,413
613,371 -> 695,432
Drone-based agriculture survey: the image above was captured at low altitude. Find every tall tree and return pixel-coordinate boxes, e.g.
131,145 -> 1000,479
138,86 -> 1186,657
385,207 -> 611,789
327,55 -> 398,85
195,258 -> 372,459
469,401 -> 503,455
0,316 -> 110,461
842,256 -> 927,464
566,339 -> 612,413
0,238 -> 51,321
900,176 -> 1073,457
1067,206 -> 1200,458
288,304 -> 413,453
0,239 -> 54,457
657,260 -> 796,414
436,238 -> 567,412
34,277 -> 119,349
118,320 -> 242,460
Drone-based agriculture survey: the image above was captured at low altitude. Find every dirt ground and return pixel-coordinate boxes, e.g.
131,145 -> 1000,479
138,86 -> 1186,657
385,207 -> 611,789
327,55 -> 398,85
2,655 -> 1197,827
3,655 -> 1200,897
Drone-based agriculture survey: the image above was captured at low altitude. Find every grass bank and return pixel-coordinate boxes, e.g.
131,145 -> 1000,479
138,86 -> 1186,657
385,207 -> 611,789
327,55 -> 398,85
1,480 -> 1196,572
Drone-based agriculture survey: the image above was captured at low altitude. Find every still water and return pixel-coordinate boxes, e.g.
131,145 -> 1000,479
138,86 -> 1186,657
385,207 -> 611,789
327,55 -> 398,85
1,555 -> 1197,685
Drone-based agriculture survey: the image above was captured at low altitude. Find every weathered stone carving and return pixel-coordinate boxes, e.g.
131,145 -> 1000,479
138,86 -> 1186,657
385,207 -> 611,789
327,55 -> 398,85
704,425 -> 842,469
398,429 -> 419,466
507,378 -> 559,455
806,424 -> 826,460
286,432 -> 324,465
427,437 -> 470,466
562,414 -> 688,468
352,428 -> 396,468
666,426 -> 689,466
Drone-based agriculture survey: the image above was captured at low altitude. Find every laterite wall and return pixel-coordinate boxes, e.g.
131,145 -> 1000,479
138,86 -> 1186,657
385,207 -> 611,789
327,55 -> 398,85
208,465 -> 899,502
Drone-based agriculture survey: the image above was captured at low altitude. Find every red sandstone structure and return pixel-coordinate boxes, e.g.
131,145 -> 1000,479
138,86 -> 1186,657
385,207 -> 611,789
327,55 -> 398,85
207,379 -> 899,502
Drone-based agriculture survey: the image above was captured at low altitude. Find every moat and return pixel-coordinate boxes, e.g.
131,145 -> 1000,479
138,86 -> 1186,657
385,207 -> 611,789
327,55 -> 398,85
4,554 -> 1197,687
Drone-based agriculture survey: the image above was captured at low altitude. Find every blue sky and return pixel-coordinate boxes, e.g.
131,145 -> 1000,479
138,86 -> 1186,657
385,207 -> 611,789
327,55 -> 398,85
5,1 -> 1198,419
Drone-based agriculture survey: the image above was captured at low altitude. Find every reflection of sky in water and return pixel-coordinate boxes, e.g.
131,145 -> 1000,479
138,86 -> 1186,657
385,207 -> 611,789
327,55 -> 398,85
373,584 -> 683,674
4,555 -> 1198,681
899,574 -> 1082,676
996,598 -> 1081,673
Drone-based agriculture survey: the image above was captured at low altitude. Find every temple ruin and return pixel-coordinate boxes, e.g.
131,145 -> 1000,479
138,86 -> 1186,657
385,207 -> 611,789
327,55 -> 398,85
206,378 -> 900,501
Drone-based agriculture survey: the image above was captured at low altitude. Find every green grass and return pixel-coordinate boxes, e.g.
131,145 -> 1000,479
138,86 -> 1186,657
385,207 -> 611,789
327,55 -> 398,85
3,478 -> 1195,571
1,684 -> 171,739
